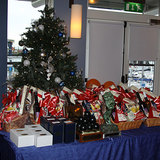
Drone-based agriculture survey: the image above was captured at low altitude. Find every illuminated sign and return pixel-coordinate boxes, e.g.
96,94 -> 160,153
124,2 -> 144,13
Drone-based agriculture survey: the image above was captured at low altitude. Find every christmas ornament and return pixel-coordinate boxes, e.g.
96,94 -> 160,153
23,48 -> 28,54
19,40 -> 24,46
58,32 -> 63,37
47,72 -> 52,81
66,51 -> 71,55
47,73 -> 52,77
9,67 -> 12,71
55,77 -> 62,84
61,53 -> 66,58
40,52 -> 46,57
59,81 -> 65,87
48,65 -> 54,73
47,77 -> 50,81
48,56 -> 53,63
70,71 -> 75,76
41,61 -> 47,67
38,24 -> 44,31
34,27 -> 38,32
23,60 -> 30,66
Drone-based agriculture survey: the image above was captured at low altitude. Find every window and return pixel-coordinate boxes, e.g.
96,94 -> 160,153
128,61 -> 155,91
7,0 -> 44,81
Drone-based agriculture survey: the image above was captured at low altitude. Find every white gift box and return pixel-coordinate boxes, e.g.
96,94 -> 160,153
31,129 -> 53,147
25,124 -> 42,130
10,125 -> 53,148
25,124 -> 53,147
10,128 -> 34,147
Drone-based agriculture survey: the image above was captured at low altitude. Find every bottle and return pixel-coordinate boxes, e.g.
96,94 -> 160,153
16,90 -> 21,111
65,93 -> 83,121
34,91 -> 40,122
41,92 -> 49,117
143,92 -> 151,112
65,93 -> 74,119
136,92 -> 147,117
73,96 -> 83,120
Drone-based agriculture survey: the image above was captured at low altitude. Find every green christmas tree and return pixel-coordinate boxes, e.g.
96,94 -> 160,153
12,5 -> 84,92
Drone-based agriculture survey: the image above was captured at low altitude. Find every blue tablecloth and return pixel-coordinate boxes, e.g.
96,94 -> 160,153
1,125 -> 160,160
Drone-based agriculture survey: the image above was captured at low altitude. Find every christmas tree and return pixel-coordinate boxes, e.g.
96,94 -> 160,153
12,5 -> 84,92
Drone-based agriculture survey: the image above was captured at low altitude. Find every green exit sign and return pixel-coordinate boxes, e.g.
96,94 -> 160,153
124,2 -> 144,13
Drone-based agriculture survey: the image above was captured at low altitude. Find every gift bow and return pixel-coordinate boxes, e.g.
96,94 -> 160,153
2,91 -> 17,107
39,93 -> 63,117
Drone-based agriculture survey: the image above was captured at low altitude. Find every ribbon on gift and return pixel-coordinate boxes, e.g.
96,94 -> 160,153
93,85 -> 105,94
73,88 -> 99,103
2,91 -> 17,107
39,93 -> 63,117
39,92 -> 51,108
3,110 -> 19,123
108,87 -> 136,104
153,96 -> 160,111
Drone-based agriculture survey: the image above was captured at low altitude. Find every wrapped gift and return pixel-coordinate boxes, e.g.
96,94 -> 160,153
26,86 -> 65,118
63,120 -> 76,143
10,128 -> 35,147
114,105 -> 127,123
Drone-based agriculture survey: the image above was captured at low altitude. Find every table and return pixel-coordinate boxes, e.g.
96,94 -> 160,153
1,125 -> 160,160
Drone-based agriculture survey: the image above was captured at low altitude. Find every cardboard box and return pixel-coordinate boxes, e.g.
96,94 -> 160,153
64,121 -> 76,143
10,128 -> 34,147
49,120 -> 64,144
